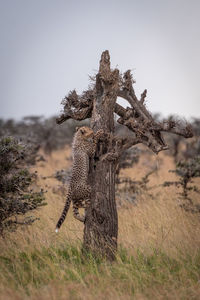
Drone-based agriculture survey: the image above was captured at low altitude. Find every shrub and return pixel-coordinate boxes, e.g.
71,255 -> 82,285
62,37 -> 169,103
0,136 -> 46,234
163,156 -> 200,213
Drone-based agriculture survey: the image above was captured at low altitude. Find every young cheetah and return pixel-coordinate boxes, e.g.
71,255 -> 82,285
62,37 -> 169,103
55,126 -> 102,232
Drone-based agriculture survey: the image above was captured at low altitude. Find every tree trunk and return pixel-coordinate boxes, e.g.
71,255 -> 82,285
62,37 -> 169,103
83,51 -> 119,259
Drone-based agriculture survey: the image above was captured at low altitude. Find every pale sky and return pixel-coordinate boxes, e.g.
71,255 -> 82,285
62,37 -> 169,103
0,0 -> 200,120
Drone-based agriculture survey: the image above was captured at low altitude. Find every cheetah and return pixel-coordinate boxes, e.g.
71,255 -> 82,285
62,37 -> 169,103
55,126 -> 102,232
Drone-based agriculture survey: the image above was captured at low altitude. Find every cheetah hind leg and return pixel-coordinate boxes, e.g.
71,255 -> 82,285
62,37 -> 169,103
73,204 -> 86,222
72,199 -> 90,222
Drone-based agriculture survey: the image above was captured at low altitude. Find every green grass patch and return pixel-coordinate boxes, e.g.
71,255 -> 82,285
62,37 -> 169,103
0,245 -> 200,297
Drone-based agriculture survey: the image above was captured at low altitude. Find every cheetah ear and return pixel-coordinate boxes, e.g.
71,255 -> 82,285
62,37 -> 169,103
80,128 -> 85,134
76,127 -> 79,132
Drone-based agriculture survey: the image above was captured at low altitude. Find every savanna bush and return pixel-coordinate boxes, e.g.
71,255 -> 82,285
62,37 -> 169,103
0,136 -> 46,234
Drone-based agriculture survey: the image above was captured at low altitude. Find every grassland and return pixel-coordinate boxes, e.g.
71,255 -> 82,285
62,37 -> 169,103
0,147 -> 200,300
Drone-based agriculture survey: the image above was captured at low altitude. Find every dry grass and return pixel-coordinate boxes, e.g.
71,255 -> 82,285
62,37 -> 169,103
0,147 -> 200,300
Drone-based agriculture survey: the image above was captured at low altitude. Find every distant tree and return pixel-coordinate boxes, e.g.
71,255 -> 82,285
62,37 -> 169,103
163,117 -> 200,162
116,147 -> 140,184
183,118 -> 200,160
163,156 -> 200,213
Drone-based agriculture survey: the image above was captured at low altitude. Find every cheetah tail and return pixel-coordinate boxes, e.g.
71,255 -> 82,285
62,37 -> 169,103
55,192 -> 72,232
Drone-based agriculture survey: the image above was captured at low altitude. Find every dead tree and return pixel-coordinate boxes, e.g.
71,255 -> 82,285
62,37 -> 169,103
56,51 -> 192,259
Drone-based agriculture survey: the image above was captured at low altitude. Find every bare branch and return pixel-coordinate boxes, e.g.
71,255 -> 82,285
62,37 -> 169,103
115,70 -> 193,153
56,89 -> 94,124
114,102 -> 168,153
158,120 -> 193,138
116,136 -> 142,152
118,89 -> 153,123
140,89 -> 147,104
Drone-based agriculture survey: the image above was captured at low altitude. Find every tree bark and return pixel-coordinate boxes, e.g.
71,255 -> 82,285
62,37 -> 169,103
83,51 -> 119,259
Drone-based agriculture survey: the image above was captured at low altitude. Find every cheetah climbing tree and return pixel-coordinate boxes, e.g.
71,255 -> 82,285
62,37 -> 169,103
56,51 -> 193,260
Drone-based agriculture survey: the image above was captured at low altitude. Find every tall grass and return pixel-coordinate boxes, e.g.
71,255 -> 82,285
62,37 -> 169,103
0,148 -> 200,299
0,243 -> 200,299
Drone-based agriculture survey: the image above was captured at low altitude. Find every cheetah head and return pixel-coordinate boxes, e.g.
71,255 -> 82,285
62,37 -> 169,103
76,126 -> 94,140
